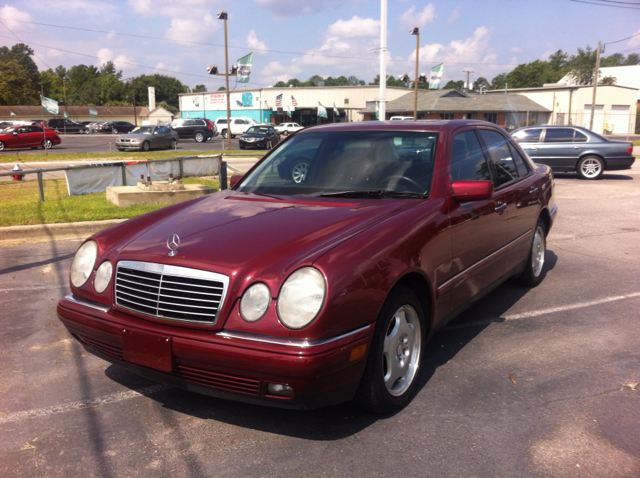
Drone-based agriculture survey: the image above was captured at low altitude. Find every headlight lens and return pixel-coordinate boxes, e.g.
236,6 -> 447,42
240,283 -> 271,322
70,240 -> 98,288
94,261 -> 113,293
277,267 -> 326,329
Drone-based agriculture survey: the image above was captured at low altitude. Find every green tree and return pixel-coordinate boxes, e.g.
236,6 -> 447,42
306,75 -> 325,87
626,53 -> 639,65
0,43 -> 40,102
132,74 -> 189,108
472,76 -> 490,91
548,50 -> 570,73
39,70 -> 65,102
0,59 -> 36,105
600,75 -> 617,85
369,74 -> 409,87
193,84 -> 207,92
157,100 -> 178,114
600,53 -> 625,67
66,64 -> 101,105
505,60 -> 560,88
491,73 -> 507,89
566,46 -> 597,85
348,75 -> 365,86
443,80 -> 464,90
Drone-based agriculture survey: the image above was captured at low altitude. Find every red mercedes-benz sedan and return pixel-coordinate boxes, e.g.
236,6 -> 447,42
0,124 -> 61,151
57,120 -> 557,413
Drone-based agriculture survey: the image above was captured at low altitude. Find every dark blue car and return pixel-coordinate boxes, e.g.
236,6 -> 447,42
512,125 -> 635,180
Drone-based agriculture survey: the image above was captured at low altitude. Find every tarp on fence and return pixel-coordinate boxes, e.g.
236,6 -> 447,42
64,156 -> 220,196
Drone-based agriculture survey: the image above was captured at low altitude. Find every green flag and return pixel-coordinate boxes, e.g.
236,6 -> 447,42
286,104 -> 292,118
333,103 -> 339,117
10,111 -> 16,117
237,53 -> 253,83
318,101 -> 327,119
89,107 -> 98,117
375,102 -> 379,120
41,95 -> 59,114
64,111 -> 69,119
429,63 -> 444,90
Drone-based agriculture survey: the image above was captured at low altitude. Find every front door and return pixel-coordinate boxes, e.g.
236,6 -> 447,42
535,128 -> 582,170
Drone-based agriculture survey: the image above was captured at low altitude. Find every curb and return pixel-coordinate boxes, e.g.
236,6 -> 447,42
0,219 -> 127,244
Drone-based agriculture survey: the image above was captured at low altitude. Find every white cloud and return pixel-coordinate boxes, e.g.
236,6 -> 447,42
400,4 -> 437,29
247,30 -> 267,52
511,47 -> 522,53
259,61 -> 302,84
96,48 -> 135,70
328,16 -> 380,38
628,28 -> 640,48
166,13 -> 218,42
0,5 -> 32,30
255,0 -> 360,19
156,62 -> 181,73
448,6 -> 461,24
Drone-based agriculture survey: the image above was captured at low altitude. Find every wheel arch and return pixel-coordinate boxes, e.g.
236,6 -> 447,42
538,207 -> 551,236
576,152 -> 606,169
390,271 -> 434,334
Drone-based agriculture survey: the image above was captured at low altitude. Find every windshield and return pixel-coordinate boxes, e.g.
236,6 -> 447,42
237,130 -> 438,198
245,126 -> 269,134
132,126 -> 154,134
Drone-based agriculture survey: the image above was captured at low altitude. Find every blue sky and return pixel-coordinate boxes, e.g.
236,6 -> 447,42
0,0 -> 638,90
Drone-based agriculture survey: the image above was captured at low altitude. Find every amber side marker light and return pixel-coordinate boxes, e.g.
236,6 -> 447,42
349,344 -> 367,362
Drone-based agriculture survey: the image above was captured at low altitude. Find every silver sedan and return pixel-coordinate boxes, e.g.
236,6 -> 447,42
115,125 -> 179,152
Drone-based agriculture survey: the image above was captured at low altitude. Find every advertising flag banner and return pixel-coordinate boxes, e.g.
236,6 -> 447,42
64,111 -> 69,119
89,107 -> 98,117
333,103 -> 339,116
41,96 -> 59,114
429,63 -> 444,89
286,104 -> 292,118
10,111 -> 16,117
237,53 -> 253,83
318,102 -> 327,119
375,102 -> 379,120
275,94 -> 283,107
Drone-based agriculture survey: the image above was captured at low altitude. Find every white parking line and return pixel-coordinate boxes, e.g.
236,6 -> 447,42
443,292 -> 640,330
0,384 -> 171,425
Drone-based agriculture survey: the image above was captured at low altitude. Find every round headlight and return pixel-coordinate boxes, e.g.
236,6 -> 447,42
70,240 -> 98,288
94,261 -> 113,294
240,283 -> 271,322
277,267 -> 326,329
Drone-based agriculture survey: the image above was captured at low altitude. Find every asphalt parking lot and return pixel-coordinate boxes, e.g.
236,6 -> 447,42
1,164 -> 639,477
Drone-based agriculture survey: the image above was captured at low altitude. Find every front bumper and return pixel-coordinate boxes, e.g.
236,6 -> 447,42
116,143 -> 143,151
57,294 -> 372,410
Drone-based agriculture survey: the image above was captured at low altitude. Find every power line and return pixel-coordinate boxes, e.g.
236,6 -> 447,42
605,31 -> 640,45
569,0 -> 640,9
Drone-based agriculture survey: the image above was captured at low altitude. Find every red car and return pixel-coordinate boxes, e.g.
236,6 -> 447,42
57,120 -> 557,413
0,125 -> 61,151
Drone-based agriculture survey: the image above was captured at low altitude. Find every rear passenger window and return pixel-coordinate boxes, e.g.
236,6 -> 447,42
451,130 -> 490,181
478,129 -> 519,187
574,131 -> 588,142
507,143 -> 530,177
544,128 -> 574,142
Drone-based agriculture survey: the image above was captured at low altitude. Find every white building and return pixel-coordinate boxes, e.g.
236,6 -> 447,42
178,86 -> 412,126
558,65 -> 640,101
486,84 -> 638,135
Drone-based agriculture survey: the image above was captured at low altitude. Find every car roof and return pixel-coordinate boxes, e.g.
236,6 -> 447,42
298,119 -> 502,134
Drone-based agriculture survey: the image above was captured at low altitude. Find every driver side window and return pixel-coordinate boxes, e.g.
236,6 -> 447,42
450,130 -> 491,181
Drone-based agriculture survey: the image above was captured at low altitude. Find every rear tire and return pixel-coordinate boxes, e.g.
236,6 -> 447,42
222,130 -> 228,139
577,156 -> 604,180
42,139 -> 53,149
112,128 -> 118,134
355,286 -> 425,414
170,139 -> 177,149
514,218 -> 547,287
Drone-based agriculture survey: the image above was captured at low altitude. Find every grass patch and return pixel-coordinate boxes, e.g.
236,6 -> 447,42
0,149 -> 264,164
0,176 -> 220,227
633,140 -> 640,146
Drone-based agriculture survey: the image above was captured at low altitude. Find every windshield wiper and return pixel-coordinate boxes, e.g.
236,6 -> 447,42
317,190 -> 428,199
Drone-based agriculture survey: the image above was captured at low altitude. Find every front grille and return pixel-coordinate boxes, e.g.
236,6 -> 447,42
176,364 -> 261,395
115,261 -> 229,325
80,335 -> 124,362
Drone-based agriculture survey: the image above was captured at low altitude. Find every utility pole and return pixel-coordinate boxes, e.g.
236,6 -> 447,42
132,77 -> 137,126
378,0 -> 387,121
463,70 -> 474,92
411,27 -> 420,121
589,41 -> 602,131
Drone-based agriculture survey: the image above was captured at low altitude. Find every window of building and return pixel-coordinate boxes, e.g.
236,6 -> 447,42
440,113 -> 454,120
484,113 -> 497,124
344,99 -> 349,104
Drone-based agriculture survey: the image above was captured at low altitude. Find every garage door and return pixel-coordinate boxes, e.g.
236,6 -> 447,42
610,105 -> 630,135
583,105 -> 604,134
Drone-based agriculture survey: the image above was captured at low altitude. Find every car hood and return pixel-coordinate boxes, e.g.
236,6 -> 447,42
241,133 -> 267,138
103,190 -> 414,299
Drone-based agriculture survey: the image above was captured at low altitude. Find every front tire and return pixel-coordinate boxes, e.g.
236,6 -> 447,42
222,129 -> 228,139
194,132 -> 205,143
142,141 -> 150,152
577,156 -> 604,180
0,141 -> 6,151
170,139 -> 177,149
355,286 -> 425,414
42,139 -> 53,149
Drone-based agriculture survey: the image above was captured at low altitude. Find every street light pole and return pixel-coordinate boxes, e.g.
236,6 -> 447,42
411,27 -> 419,121
218,10 -> 232,150
589,41 -> 602,132
62,76 -> 68,133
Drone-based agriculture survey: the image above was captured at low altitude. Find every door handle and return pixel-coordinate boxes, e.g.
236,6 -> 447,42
529,187 -> 539,194
494,203 -> 507,213
573,146 -> 581,149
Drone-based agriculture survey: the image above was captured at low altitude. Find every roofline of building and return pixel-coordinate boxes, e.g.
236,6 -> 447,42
485,84 -> 639,93
179,85 -> 412,96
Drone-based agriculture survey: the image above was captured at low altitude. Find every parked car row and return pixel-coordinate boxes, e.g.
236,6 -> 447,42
0,125 -> 61,151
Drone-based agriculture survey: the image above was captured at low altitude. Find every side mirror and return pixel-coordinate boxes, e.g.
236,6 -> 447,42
452,180 -> 494,202
229,174 -> 244,189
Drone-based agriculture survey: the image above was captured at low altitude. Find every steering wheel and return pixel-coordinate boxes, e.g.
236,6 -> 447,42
380,175 -> 424,193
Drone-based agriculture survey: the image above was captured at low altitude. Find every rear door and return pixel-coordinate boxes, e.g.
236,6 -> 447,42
446,128 -> 509,310
477,128 -> 540,274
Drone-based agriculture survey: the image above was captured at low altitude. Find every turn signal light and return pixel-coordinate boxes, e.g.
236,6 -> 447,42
349,344 -> 367,362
